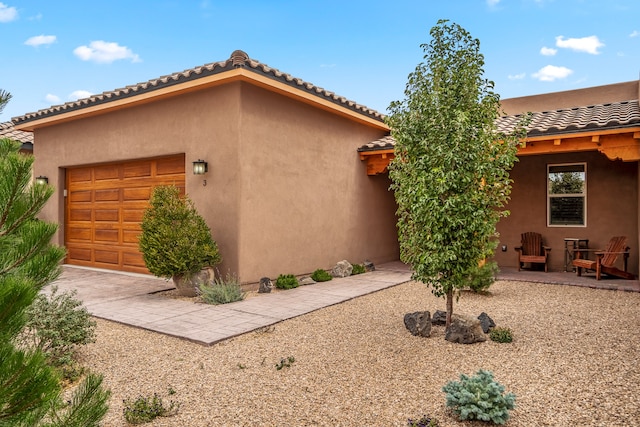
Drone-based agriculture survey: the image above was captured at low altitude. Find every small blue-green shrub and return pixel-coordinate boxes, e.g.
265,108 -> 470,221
442,369 -> 515,425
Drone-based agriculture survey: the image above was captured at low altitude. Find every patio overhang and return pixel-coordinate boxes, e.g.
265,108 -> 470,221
358,127 -> 640,176
517,127 -> 640,161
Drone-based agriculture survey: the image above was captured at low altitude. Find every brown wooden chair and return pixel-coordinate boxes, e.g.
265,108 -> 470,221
515,232 -> 551,272
572,236 -> 635,280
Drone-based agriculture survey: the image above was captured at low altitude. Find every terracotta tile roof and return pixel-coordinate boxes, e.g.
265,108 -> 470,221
359,99 -> 640,151
12,50 -> 385,127
496,99 -> 640,137
357,135 -> 395,152
0,121 -> 33,147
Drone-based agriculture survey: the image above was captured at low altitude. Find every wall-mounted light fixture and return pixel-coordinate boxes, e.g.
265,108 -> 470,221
35,176 -> 49,185
192,159 -> 208,175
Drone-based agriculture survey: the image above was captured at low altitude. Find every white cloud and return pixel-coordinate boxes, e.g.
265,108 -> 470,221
45,94 -> 61,104
25,34 -> 56,47
532,65 -> 573,82
508,73 -> 526,80
555,35 -> 604,54
630,30 -> 639,38
0,2 -> 17,22
73,40 -> 141,64
486,0 -> 500,6
68,90 -> 93,101
540,46 -> 557,56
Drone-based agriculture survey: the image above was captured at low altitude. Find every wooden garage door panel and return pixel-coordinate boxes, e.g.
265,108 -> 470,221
69,190 -> 92,203
123,162 -> 152,179
68,168 -> 92,183
69,209 -> 92,222
67,226 -> 92,242
123,187 -> 152,201
94,165 -> 119,181
65,154 -> 185,274
157,156 -> 185,176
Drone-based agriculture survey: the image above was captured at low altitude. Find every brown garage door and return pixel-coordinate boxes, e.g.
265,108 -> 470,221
65,155 -> 185,274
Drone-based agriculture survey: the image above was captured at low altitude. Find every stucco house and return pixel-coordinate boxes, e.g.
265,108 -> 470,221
11,50 -> 399,283
12,50 -> 640,281
359,80 -> 640,277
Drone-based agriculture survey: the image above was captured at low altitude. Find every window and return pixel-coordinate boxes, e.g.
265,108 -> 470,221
547,163 -> 586,226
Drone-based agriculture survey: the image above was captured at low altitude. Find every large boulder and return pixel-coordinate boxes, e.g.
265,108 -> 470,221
445,314 -> 487,344
478,312 -> 496,334
331,260 -> 353,278
404,311 -> 432,337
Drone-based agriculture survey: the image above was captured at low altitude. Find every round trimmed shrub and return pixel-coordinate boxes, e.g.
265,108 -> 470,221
139,185 -> 221,278
275,274 -> 299,290
311,269 -> 332,282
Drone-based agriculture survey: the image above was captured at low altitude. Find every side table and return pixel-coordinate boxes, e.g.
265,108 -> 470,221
564,238 -> 589,272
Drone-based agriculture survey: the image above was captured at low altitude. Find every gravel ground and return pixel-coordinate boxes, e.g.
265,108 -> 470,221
78,280 -> 640,426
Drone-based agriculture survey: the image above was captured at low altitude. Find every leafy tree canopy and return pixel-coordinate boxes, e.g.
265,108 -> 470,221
387,20 -> 527,325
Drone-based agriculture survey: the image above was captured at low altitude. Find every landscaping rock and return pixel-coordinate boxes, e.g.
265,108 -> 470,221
478,312 -> 496,333
299,277 -> 316,286
431,310 -> 447,325
258,277 -> 273,293
445,314 -> 487,344
364,260 -> 375,272
403,311 -> 432,337
331,260 -> 353,278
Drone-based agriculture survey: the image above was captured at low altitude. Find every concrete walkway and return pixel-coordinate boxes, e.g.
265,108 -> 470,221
50,262 -> 412,346
50,262 -> 638,346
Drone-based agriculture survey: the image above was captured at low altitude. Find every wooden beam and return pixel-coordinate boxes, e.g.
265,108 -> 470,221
358,150 -> 395,175
553,139 -> 561,146
517,132 -> 640,161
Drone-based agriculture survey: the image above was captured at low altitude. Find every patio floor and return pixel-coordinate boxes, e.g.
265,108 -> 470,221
497,266 -> 640,292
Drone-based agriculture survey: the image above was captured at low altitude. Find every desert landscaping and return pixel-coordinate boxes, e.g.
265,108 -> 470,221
78,279 -> 640,426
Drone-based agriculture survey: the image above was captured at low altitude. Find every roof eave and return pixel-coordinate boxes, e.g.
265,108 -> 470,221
13,66 -> 388,133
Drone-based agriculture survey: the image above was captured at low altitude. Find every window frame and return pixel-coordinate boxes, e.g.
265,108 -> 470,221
547,162 -> 587,227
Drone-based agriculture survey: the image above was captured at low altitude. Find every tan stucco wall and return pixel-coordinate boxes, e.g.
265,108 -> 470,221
494,151 -> 638,275
33,81 -> 398,283
236,84 -> 398,280
501,80 -> 639,115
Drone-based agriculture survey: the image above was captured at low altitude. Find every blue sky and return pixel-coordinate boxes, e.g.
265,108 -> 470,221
1,0 -> 639,120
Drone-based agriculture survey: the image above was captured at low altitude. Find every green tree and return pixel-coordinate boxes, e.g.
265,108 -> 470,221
0,134 -> 109,426
0,89 -> 11,115
387,21 -> 526,328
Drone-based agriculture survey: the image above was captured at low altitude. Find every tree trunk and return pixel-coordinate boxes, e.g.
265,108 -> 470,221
445,288 -> 453,329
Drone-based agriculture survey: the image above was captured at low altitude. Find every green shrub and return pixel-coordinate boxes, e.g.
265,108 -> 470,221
351,263 -> 366,275
21,285 -> 96,368
139,185 -> 221,279
275,274 -> 299,290
407,415 -> 440,427
311,269 -> 332,282
489,327 -> 513,343
199,272 -> 246,305
443,369 -> 515,425
123,393 -> 180,424
468,261 -> 498,292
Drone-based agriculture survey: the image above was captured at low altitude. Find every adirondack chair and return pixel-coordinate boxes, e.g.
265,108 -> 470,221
515,232 -> 551,272
572,236 -> 635,280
